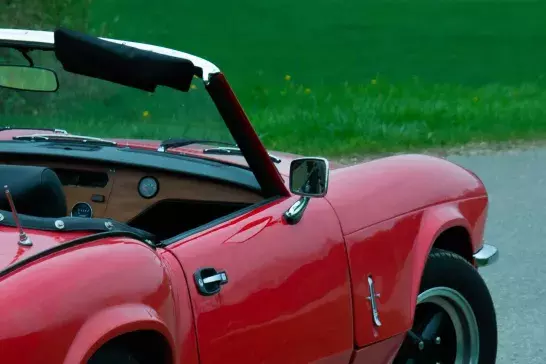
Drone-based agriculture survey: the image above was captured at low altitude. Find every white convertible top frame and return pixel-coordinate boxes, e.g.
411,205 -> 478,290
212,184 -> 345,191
0,29 -> 221,82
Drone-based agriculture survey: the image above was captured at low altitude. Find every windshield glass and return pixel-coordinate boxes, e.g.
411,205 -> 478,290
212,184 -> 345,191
0,47 -> 235,145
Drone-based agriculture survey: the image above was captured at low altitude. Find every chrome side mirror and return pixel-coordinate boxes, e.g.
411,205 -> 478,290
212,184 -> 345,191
284,157 -> 330,225
289,157 -> 329,197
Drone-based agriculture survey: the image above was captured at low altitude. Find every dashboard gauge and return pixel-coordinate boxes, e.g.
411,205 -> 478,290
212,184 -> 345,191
138,176 -> 159,199
70,202 -> 93,218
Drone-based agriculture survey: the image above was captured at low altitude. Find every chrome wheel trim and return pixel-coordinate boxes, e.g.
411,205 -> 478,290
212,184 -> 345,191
417,286 -> 480,364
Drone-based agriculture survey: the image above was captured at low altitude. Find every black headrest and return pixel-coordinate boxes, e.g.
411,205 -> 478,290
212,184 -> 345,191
0,165 -> 67,218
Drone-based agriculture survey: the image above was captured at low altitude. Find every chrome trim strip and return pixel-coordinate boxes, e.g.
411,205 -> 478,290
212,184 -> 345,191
13,133 -> 117,145
366,276 -> 382,327
0,29 -> 221,82
473,244 -> 499,268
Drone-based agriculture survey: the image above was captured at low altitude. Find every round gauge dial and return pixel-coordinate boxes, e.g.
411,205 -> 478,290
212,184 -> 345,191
138,176 -> 159,199
71,202 -> 93,218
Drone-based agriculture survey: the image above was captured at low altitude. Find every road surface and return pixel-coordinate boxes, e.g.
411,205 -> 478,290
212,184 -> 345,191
447,148 -> 546,363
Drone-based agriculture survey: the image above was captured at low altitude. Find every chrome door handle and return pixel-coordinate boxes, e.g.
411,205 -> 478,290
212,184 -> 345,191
203,272 -> 228,284
194,267 -> 229,296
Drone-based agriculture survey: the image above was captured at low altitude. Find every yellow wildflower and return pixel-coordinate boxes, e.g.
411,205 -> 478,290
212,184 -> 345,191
284,74 -> 291,81
143,111 -> 150,117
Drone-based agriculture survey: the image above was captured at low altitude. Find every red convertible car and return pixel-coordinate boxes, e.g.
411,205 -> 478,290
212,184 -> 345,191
0,28 -> 498,364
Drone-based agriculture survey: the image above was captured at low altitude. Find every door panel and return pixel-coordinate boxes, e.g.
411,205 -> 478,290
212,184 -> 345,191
168,197 -> 353,363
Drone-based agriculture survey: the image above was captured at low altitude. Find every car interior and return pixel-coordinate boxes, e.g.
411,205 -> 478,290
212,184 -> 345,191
0,157 -> 265,241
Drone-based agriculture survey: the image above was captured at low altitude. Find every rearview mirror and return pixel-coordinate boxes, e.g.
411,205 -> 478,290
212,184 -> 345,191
0,65 -> 59,92
289,157 -> 329,197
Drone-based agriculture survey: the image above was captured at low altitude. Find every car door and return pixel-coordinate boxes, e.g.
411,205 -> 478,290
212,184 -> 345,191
167,196 -> 354,364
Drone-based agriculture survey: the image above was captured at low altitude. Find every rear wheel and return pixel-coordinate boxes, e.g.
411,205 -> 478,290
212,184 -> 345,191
393,249 -> 497,364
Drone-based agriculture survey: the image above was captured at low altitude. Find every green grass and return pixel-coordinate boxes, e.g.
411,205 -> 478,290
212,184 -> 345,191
252,79 -> 546,155
2,0 -> 546,157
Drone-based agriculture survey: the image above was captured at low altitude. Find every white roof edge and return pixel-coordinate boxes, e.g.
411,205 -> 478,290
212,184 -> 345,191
0,29 -> 221,81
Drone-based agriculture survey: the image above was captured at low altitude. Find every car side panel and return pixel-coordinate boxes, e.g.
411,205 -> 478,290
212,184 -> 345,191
346,197 -> 488,348
350,333 -> 405,364
0,237 -> 196,364
344,211 -> 422,348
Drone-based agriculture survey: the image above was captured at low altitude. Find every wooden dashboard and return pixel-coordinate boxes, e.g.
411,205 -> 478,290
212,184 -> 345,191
1,159 -> 263,222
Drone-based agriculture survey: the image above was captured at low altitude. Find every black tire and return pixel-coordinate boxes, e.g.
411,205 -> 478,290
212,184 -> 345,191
87,345 -> 141,364
394,248 -> 498,363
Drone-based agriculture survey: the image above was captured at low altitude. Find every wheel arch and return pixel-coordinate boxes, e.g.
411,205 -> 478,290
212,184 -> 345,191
409,203 -> 476,318
87,328 -> 174,364
63,303 -> 176,364
432,226 -> 473,263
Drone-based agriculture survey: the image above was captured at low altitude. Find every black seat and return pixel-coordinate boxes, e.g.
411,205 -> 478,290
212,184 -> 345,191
0,165 -> 67,218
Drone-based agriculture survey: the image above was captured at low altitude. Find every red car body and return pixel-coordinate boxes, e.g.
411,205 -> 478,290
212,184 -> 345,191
0,28 -> 496,364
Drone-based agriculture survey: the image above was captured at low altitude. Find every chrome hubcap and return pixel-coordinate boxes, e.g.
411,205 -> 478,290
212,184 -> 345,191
394,287 -> 480,364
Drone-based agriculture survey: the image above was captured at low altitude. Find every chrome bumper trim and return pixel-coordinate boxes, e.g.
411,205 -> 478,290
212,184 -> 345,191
473,244 -> 499,267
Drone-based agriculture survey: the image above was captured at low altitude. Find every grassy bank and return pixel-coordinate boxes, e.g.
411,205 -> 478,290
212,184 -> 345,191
2,0 -> 546,157
250,78 -> 546,156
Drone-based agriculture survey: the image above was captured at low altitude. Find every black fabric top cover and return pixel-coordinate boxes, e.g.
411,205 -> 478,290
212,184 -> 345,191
53,27 -> 199,92
0,165 -> 67,218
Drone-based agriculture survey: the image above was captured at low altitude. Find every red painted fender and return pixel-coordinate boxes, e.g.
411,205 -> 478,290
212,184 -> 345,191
342,196 -> 488,348
0,236 -> 198,364
324,154 -> 489,348
408,198 -> 487,316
